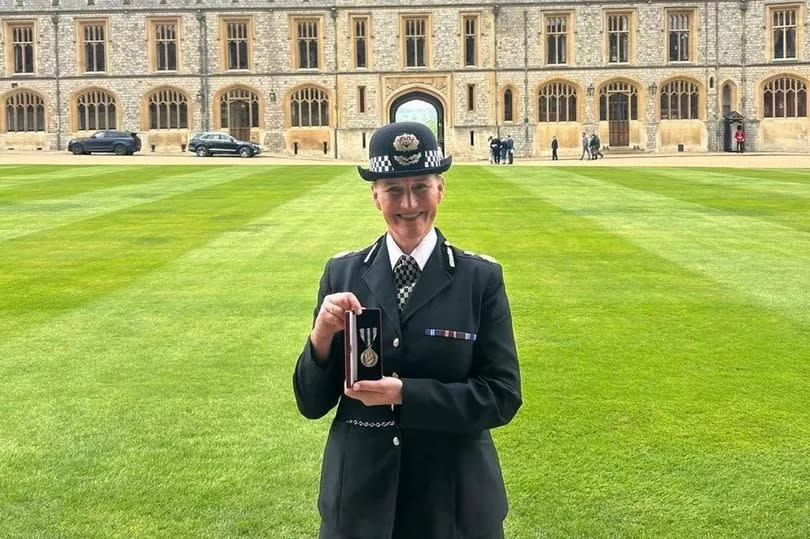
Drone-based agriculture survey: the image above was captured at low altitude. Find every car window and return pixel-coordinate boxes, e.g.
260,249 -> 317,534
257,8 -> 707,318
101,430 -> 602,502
93,132 -> 104,138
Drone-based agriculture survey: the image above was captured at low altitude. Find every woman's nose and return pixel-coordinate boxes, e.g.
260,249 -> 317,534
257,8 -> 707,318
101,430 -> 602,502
402,189 -> 418,209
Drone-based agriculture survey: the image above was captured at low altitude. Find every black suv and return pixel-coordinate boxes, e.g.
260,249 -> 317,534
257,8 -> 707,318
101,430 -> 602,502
68,130 -> 142,155
188,132 -> 261,158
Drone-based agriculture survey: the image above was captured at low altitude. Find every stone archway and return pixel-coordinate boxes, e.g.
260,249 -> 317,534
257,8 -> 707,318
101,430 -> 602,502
389,91 -> 445,153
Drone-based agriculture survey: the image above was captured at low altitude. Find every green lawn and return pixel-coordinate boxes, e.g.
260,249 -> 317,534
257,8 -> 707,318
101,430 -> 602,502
1,164 -> 808,537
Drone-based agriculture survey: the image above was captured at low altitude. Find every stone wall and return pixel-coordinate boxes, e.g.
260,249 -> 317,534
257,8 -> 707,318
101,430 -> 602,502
0,0 -> 808,157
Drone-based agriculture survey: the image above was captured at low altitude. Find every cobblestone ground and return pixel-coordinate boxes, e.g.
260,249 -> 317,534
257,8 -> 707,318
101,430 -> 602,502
1,150 -> 809,168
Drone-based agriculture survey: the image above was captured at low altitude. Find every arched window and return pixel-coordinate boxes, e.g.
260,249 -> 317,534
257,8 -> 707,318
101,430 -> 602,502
503,88 -> 514,122
219,87 -> 260,129
538,82 -> 576,122
599,81 -> 638,121
763,76 -> 807,118
147,88 -> 188,129
291,86 -> 329,127
4,90 -> 45,132
660,79 -> 699,119
76,89 -> 116,130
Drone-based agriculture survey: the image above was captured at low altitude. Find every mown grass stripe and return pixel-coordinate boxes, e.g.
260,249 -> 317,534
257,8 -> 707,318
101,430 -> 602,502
0,165 -> 118,188
0,166 -> 212,202
0,166 -> 271,243
0,166 -> 338,337
703,167 -> 810,184
570,167 -> 810,233
490,166 -> 810,323
655,167 -> 810,199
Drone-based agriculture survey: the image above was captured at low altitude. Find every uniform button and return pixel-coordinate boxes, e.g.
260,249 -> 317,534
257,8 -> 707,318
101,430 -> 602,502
392,436 -> 400,446
393,338 -> 400,348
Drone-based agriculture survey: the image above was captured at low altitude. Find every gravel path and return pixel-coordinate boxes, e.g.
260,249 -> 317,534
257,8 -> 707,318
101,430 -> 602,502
1,150 -> 809,168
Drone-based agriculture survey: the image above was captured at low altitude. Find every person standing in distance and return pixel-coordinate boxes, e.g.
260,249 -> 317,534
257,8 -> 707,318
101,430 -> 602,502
590,133 -> 604,159
293,121 -> 522,539
551,136 -> 559,161
580,132 -> 591,160
490,134 -> 501,164
505,134 -> 515,164
735,125 -> 746,153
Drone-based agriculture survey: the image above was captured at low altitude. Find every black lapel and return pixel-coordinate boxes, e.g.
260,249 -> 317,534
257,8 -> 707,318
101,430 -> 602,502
400,230 -> 452,324
361,237 -> 401,334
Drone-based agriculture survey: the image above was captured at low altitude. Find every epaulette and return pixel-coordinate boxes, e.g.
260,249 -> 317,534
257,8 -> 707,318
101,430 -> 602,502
452,244 -> 499,265
330,236 -> 385,263
331,249 -> 359,259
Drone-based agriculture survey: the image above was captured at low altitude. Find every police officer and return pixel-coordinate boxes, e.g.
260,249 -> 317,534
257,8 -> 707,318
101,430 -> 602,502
293,121 -> 522,539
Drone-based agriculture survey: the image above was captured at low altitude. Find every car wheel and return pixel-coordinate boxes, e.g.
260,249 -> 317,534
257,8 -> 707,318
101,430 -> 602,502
196,146 -> 209,157
114,144 -> 127,156
71,144 -> 84,155
238,146 -> 253,158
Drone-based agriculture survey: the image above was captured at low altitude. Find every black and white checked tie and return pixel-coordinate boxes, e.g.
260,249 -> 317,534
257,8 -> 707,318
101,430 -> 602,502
393,255 -> 421,312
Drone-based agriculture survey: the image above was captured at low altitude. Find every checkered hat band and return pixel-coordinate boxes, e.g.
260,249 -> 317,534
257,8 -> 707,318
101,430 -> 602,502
424,149 -> 444,168
369,155 -> 393,172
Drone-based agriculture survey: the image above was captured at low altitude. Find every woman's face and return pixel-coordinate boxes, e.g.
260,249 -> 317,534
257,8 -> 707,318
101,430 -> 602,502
372,174 -> 444,251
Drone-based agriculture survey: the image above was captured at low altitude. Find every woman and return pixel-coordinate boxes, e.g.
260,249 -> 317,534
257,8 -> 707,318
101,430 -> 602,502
293,121 -> 522,539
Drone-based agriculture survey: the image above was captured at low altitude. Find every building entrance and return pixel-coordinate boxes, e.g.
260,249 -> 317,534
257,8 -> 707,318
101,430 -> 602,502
228,100 -> 251,141
608,93 -> 630,147
389,91 -> 445,153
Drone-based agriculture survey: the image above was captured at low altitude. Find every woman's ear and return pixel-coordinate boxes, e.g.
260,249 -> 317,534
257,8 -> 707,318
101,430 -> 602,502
371,182 -> 382,210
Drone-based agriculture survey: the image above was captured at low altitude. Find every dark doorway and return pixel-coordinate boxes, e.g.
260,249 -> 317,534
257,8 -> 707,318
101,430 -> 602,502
723,111 -> 744,152
608,93 -> 630,147
389,91 -> 445,153
229,100 -> 251,141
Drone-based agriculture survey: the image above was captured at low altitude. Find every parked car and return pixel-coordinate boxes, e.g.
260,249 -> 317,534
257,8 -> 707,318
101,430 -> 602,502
188,132 -> 261,158
68,130 -> 142,155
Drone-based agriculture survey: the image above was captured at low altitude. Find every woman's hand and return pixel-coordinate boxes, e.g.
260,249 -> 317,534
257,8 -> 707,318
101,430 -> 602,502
344,377 -> 403,406
310,292 -> 362,360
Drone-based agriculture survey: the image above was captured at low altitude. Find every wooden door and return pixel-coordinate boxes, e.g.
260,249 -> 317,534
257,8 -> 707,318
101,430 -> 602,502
608,93 -> 630,147
229,100 -> 251,141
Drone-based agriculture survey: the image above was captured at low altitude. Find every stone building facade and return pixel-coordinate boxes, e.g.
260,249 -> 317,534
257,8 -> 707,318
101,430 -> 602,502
0,0 -> 808,159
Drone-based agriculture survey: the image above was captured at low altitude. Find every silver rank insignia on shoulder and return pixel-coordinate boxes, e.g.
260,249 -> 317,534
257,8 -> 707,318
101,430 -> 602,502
462,249 -> 498,264
443,240 -> 455,268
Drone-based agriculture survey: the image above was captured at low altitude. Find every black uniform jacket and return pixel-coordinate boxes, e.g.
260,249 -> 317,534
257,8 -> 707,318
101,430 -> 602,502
293,228 -> 522,539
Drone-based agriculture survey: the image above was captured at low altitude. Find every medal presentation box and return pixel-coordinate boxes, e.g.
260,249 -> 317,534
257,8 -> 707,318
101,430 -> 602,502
344,308 -> 383,388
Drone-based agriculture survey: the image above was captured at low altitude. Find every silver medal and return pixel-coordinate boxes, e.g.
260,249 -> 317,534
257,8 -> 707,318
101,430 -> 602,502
359,327 -> 378,368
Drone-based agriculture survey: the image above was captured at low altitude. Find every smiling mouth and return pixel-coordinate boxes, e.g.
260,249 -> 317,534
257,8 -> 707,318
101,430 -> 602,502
398,212 -> 422,220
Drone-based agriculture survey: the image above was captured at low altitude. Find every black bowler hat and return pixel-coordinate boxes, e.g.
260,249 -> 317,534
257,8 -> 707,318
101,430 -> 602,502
357,121 -> 452,181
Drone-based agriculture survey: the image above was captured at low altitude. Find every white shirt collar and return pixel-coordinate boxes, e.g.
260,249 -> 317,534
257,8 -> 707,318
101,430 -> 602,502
386,228 -> 437,271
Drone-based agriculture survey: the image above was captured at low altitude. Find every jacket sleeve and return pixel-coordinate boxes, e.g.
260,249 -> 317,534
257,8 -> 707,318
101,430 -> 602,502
292,260 -> 345,419
398,263 -> 522,433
